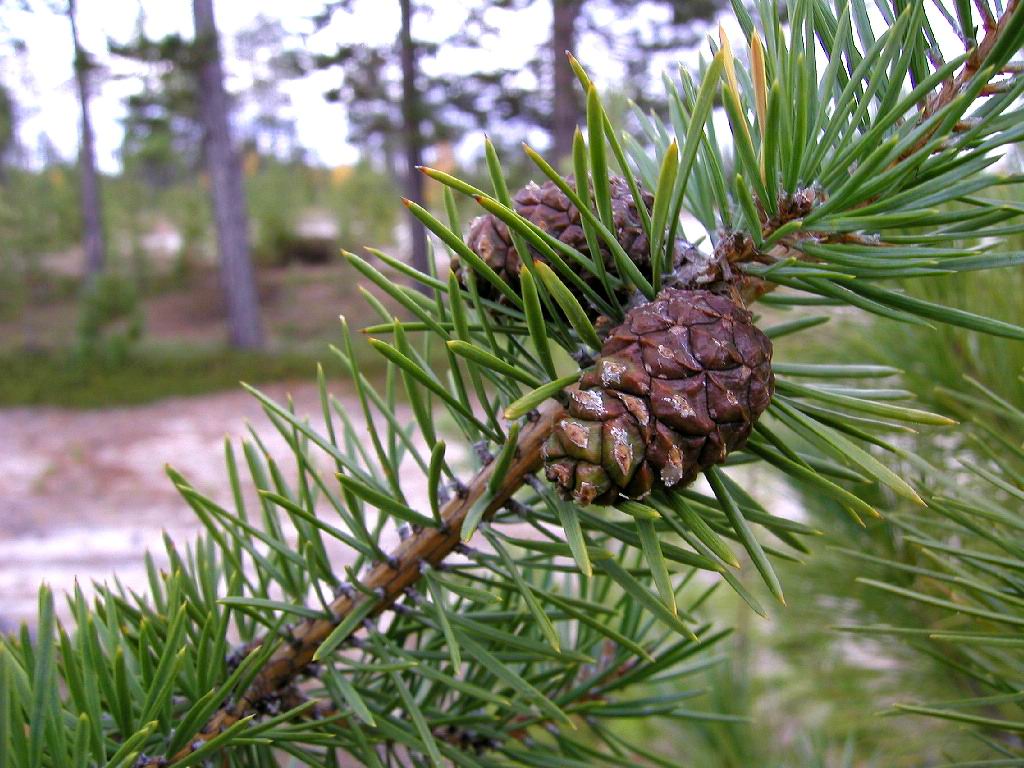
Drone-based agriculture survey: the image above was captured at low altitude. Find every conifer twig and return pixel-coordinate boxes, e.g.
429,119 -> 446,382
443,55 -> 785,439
903,0 -> 1021,158
149,260 -> 771,765
143,401 -> 564,766
143,9 -> 1024,760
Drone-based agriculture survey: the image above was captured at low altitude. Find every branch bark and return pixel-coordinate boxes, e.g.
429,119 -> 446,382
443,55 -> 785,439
146,401 -> 564,766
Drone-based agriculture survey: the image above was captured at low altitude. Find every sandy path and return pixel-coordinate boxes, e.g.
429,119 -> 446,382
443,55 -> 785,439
0,381 -> 804,632
0,382 -> 424,629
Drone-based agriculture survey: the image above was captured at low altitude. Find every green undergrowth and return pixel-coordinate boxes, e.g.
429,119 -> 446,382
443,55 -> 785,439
0,344 -> 351,408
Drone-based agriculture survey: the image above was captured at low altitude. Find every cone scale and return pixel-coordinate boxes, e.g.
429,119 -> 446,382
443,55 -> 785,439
460,176 -> 695,304
543,288 -> 775,505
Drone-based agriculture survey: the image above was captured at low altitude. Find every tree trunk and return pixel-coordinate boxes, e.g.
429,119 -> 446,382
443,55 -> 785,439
193,0 -> 264,348
550,0 -> 581,166
68,0 -> 105,280
399,0 -> 429,289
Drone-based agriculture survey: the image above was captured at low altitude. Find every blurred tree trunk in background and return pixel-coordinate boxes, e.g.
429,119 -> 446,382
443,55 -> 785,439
192,0 -> 264,348
399,0 -> 428,289
549,0 -> 582,166
545,0 -> 720,165
67,0 -> 105,280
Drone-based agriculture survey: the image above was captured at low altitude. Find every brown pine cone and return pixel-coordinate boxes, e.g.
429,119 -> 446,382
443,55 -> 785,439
459,177 -> 698,306
542,288 -> 774,506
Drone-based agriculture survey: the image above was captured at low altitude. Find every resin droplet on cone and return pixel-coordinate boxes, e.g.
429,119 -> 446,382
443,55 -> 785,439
543,288 -> 775,505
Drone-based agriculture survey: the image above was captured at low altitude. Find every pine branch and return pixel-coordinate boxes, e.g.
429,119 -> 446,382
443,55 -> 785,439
117,7 -> 1024,764
718,0 -> 1022,299
911,0 -> 1022,151
142,401 -> 564,766
146,48 -> 1020,760
884,0 -> 1019,167
147,247 -> 772,764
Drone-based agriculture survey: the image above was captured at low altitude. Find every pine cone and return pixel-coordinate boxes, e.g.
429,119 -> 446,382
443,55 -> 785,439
459,177 -> 696,305
543,288 -> 774,505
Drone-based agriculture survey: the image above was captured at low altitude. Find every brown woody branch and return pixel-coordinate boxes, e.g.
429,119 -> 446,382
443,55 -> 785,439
146,248 -> 773,768
142,403 -> 563,766
902,0 -> 1020,160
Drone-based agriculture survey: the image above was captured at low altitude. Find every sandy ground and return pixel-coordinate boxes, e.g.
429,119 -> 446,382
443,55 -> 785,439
0,382 -> 427,629
0,379 -> 805,632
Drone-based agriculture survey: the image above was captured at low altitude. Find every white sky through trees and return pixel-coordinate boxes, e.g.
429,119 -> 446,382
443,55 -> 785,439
4,0 -> 394,170
2,0 -> 970,191
2,0 -> 740,173
0,0 -> 545,171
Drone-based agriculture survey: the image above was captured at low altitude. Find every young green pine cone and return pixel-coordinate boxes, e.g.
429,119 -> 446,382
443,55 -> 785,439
458,176 -> 699,306
542,288 -> 774,505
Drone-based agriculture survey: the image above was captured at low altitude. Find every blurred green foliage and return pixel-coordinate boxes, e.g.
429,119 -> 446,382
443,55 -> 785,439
857,185 -> 1024,413
246,158 -> 399,266
0,344 -> 345,408
0,84 -> 14,167
0,156 -> 402,405
0,156 -> 400,278
0,164 -> 83,259
75,272 -> 144,364
667,182 -> 1024,765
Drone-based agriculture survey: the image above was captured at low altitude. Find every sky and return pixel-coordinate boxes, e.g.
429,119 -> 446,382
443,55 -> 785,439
3,0 -> 394,171
0,0 -> 620,172
0,0 -> 743,174
4,1 -> 971,176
